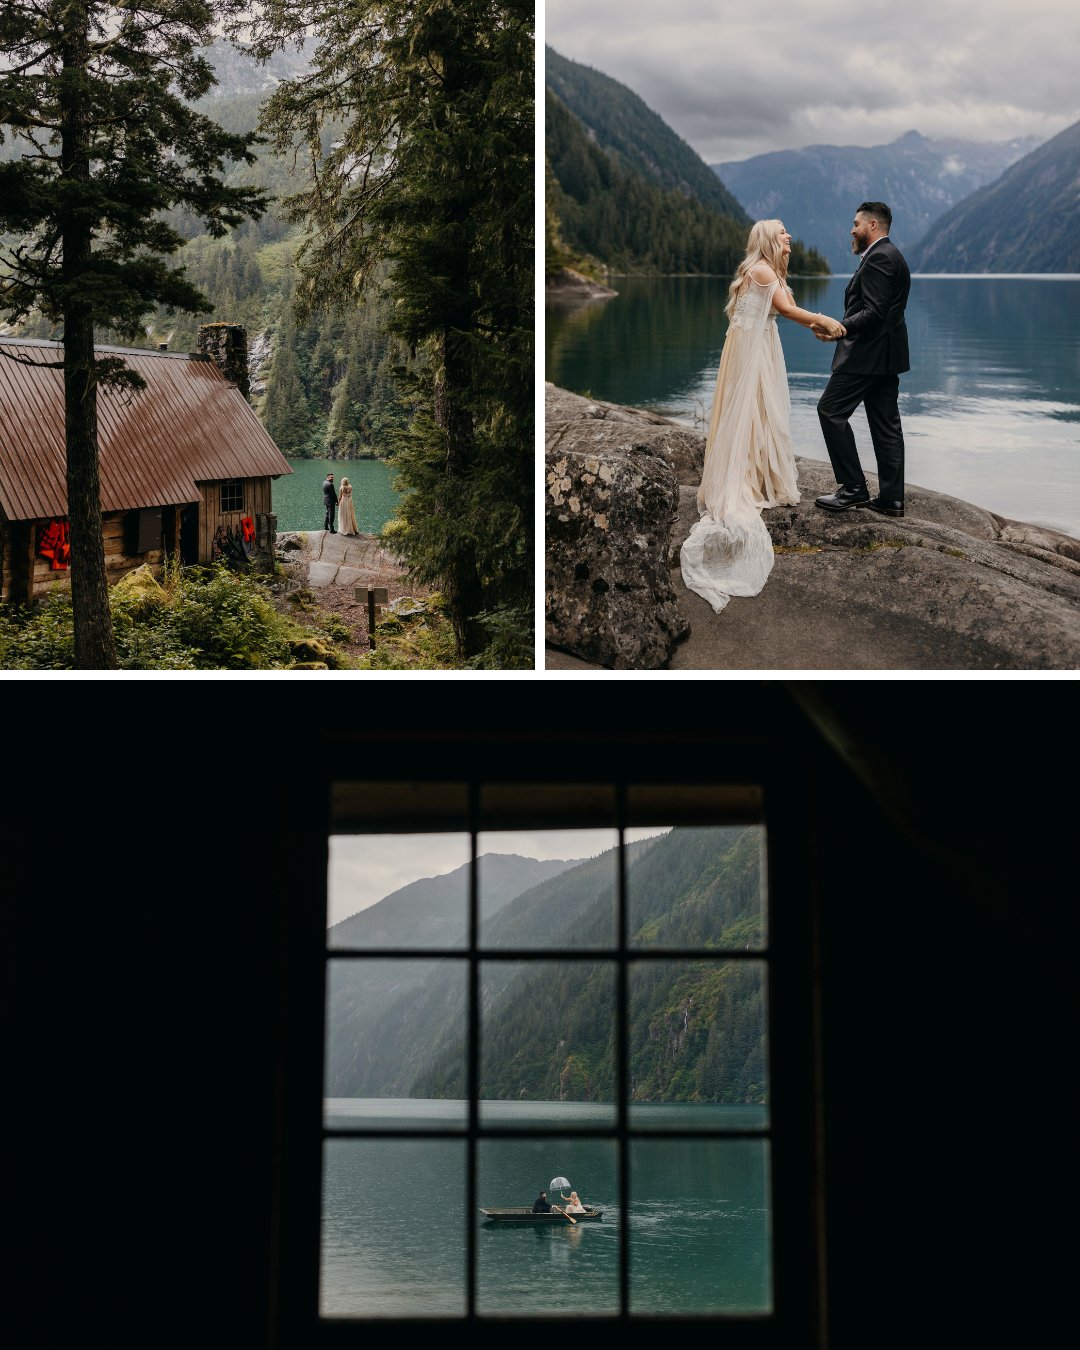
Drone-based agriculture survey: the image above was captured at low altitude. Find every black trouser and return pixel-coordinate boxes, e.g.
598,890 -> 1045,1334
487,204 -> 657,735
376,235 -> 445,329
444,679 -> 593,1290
324,503 -> 336,531
817,372 -> 905,502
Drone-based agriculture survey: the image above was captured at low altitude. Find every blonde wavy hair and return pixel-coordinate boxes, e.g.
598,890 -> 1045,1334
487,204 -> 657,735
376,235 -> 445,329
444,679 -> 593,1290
725,219 -> 791,319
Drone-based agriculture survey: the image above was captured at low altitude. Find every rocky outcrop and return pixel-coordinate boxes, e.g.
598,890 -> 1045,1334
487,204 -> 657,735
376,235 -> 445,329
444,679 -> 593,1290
546,386 -> 688,668
546,267 -> 618,299
545,383 -> 1080,671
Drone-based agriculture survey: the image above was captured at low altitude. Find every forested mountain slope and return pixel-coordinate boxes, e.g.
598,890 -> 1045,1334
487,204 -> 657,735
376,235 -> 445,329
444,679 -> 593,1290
327,827 -> 767,1104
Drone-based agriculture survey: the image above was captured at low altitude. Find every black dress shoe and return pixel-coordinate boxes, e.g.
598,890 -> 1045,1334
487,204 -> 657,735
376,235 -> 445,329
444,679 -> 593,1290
815,485 -> 870,512
863,497 -> 904,517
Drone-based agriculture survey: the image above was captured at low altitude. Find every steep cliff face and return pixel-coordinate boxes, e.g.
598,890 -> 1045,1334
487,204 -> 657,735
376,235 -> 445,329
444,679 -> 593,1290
908,120 -> 1080,273
544,384 -> 1080,671
326,826 -> 769,1105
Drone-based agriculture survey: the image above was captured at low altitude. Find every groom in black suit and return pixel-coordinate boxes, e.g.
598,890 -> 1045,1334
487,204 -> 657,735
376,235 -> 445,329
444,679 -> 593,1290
814,201 -> 911,517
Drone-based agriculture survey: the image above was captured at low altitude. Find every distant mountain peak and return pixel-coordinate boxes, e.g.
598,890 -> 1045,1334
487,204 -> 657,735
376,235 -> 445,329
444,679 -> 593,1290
713,130 -> 1048,272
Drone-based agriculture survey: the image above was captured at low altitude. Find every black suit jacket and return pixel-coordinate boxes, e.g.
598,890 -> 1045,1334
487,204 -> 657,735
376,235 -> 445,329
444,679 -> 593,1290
322,477 -> 338,506
831,238 -> 911,376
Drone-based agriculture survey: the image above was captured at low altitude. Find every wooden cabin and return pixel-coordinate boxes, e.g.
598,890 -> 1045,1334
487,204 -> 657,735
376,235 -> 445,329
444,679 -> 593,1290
0,324 -> 292,603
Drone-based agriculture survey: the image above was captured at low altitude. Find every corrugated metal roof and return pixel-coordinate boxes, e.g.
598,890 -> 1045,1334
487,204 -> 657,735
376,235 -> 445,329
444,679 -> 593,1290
0,338 -> 292,522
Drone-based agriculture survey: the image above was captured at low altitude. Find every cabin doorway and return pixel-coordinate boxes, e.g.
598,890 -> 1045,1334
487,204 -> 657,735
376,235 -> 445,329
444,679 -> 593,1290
178,504 -> 199,565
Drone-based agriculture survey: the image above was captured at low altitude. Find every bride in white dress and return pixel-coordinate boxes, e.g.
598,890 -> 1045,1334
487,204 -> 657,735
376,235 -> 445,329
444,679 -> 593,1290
680,220 -> 846,613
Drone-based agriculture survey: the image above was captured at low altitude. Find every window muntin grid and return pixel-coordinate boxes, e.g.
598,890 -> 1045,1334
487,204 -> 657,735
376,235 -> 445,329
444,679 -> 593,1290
220,479 -> 244,512
322,782 -> 775,1323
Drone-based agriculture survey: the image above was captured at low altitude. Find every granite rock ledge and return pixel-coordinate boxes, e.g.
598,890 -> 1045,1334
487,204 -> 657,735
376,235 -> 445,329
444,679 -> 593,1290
545,383 -> 1080,671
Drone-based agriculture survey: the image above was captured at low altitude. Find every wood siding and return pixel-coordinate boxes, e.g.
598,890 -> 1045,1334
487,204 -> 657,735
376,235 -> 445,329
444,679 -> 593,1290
1,509 -> 186,602
2,479 -> 273,600
198,477 -> 272,564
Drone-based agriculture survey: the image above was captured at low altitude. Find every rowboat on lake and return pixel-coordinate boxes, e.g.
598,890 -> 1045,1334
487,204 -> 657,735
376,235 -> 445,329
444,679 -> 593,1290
480,1206 -> 603,1224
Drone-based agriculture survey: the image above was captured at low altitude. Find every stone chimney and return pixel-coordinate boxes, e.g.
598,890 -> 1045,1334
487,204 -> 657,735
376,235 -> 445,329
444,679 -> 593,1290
197,323 -> 250,400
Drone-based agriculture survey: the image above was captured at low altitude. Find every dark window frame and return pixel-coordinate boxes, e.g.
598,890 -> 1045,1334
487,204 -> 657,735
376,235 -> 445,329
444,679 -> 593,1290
220,479 -> 244,513
274,755 -> 826,1346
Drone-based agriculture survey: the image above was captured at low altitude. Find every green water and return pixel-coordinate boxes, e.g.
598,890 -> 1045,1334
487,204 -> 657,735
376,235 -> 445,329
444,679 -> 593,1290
272,458 -> 400,533
321,1099 -> 771,1317
547,275 -> 1080,537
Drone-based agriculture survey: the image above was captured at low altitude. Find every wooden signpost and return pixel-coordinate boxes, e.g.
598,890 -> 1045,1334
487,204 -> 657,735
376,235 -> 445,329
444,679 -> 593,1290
355,586 -> 389,649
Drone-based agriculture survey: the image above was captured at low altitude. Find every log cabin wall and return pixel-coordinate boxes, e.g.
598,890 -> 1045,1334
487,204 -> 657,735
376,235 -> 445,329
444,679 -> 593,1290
27,512 -> 170,600
198,478 -> 272,563
0,509 -> 186,602
3,485 -> 273,601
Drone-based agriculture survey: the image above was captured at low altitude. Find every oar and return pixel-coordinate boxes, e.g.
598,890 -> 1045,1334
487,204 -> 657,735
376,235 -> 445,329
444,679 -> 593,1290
552,1203 -> 577,1226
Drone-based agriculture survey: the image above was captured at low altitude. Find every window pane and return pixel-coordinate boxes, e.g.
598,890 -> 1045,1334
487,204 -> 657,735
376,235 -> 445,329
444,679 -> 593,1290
328,832 -> 470,949
628,824 -> 767,950
480,960 -> 616,1128
629,1139 -> 772,1317
630,1139 -> 772,1314
477,830 -> 618,948
479,783 -> 616,830
321,1139 -> 466,1317
628,959 -> 769,1130
324,958 -> 468,1126
331,781 -> 469,833
626,784 -> 763,825
478,1137 -> 618,1315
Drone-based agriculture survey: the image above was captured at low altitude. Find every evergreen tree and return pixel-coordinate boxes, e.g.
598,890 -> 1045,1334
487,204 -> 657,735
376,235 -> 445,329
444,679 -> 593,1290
251,0 -> 533,664
325,326 -> 369,457
0,1 -> 265,668
262,307 -> 314,454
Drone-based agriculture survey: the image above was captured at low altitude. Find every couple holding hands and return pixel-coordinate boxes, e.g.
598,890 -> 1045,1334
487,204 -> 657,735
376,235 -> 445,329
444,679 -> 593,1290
680,201 -> 911,613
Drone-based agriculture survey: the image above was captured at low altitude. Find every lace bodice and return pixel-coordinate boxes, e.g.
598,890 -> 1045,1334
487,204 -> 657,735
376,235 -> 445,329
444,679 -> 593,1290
730,277 -> 779,329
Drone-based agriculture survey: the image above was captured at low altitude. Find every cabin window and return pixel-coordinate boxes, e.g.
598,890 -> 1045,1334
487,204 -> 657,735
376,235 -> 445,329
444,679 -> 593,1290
286,775 -> 824,1340
220,479 -> 244,512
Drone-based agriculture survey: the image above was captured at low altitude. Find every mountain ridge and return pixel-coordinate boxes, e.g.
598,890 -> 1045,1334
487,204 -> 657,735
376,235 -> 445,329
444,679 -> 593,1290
714,129 -> 1044,273
907,119 -> 1080,272
326,827 -> 767,1104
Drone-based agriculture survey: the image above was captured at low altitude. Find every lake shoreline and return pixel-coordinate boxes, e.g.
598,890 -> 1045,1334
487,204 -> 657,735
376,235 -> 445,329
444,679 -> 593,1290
546,274 -> 1080,539
545,382 -> 1080,671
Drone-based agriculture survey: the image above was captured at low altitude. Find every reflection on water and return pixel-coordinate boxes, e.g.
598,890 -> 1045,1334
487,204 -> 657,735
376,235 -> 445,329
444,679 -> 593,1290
547,276 -> 1080,537
321,1101 -> 770,1318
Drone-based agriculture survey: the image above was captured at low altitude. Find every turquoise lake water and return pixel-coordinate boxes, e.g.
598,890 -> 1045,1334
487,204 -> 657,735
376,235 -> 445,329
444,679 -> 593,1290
546,275 -> 1080,537
272,458 -> 400,533
321,1099 -> 771,1318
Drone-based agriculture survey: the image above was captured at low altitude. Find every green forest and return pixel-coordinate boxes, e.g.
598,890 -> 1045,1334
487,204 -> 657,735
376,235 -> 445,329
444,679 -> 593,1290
546,90 -> 828,278
544,47 -> 829,279
327,826 -> 768,1106
7,86 -> 411,461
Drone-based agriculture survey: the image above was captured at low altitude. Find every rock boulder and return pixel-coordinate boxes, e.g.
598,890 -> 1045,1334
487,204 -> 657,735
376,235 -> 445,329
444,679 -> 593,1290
545,403 -> 688,668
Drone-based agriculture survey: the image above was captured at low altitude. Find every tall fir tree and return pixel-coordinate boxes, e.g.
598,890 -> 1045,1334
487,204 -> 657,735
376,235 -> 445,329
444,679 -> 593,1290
262,306 -> 314,454
0,1 -> 265,668
251,0 -> 533,664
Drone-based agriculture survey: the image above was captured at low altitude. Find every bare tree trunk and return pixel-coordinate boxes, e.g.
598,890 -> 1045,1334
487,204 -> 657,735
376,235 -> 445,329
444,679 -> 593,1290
61,5 -> 117,669
434,330 -> 485,659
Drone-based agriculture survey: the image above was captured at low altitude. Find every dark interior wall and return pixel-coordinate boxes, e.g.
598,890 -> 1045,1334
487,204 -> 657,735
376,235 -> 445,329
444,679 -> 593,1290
804,686 -> 1070,1346
7,689 -> 1070,1346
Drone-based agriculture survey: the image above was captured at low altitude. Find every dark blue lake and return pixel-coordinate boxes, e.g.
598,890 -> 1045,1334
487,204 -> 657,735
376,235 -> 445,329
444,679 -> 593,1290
546,275 -> 1080,537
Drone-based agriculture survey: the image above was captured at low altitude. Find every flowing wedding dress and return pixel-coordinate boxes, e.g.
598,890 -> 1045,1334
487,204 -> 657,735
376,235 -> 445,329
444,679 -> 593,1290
680,275 -> 800,612
337,482 -> 359,536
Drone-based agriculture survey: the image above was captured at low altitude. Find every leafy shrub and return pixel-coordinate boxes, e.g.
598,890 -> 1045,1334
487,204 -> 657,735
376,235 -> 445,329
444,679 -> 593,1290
0,562 -> 354,671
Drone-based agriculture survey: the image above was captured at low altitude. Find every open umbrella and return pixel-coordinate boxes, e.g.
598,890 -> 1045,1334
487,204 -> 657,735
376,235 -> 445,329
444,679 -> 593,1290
548,1177 -> 576,1224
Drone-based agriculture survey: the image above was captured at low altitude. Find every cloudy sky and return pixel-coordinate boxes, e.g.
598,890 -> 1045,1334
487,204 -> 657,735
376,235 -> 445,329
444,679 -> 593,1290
328,828 -> 668,926
545,0 -> 1080,164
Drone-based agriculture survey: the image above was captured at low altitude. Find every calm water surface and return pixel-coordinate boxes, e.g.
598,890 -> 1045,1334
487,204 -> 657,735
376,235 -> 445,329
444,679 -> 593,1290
272,458 -> 400,533
546,275 -> 1080,537
321,1099 -> 770,1317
